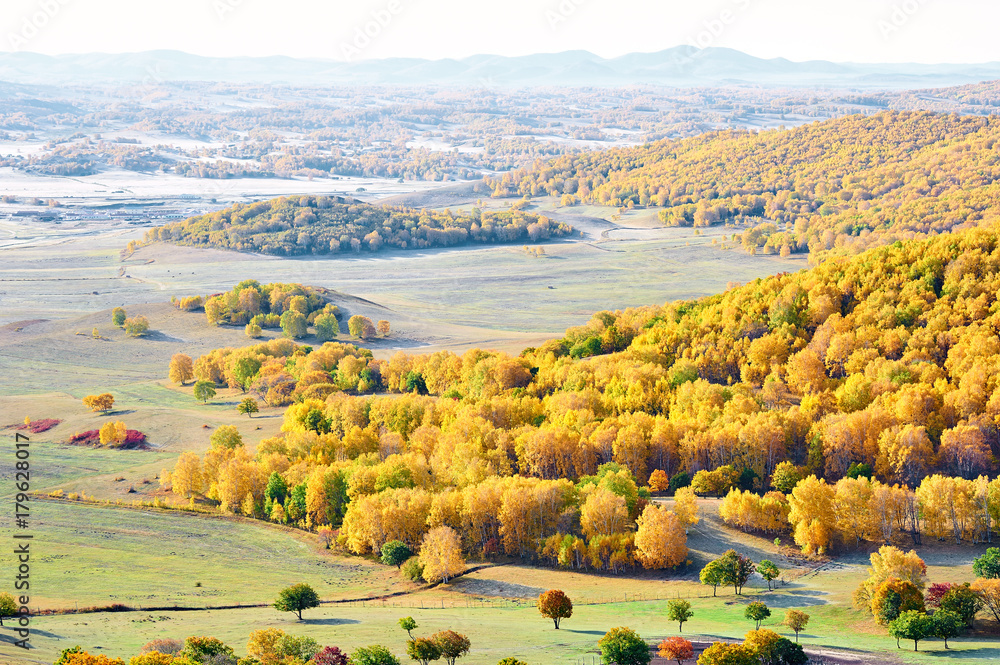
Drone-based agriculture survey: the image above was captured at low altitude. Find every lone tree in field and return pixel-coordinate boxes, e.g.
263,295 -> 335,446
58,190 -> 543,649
399,616 -> 418,639
123,315 -> 150,337
382,541 -> 413,569
83,393 -> 115,413
666,599 -> 693,632
537,589 -> 573,629
193,380 -> 217,404
112,306 -> 127,327
377,320 -> 391,337
784,609 -> 810,643
406,637 -> 441,665
169,353 -> 194,385
273,583 -> 320,620
238,397 -> 260,418
431,631 -> 470,665
745,601 -> 771,629
598,627 -> 650,665
657,637 -> 693,665
0,592 -> 17,626
758,560 -> 780,591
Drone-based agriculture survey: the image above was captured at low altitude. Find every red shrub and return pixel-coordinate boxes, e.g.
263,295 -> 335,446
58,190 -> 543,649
926,582 -> 955,608
19,418 -> 62,433
68,429 -> 148,449
70,430 -> 101,446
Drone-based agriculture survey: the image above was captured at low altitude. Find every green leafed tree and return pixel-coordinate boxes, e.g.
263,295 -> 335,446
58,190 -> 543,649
666,599 -> 693,633
406,638 -> 441,665
700,559 -> 726,597
315,313 -> 339,342
238,397 -> 260,418
351,645 -> 401,665
398,616 -> 418,639
598,627 -> 650,665
280,310 -> 308,339
888,610 -> 935,651
273,582 -> 320,620
939,583 -> 982,627
382,541 -> 414,568
193,380 -> 217,404
973,548 -> 1000,578
0,592 -> 17,626
933,609 -> 964,649
233,356 -> 262,392
123,315 -> 150,337
745,601 -> 771,629
112,306 -> 127,327
719,549 -> 756,595
758,560 -> 780,591
209,424 -> 243,450
348,314 -> 376,339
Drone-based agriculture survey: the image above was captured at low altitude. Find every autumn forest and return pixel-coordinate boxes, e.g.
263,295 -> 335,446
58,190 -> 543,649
11,58 -> 1000,665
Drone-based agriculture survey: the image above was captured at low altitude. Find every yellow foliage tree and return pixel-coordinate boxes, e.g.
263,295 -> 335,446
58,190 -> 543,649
171,451 -> 204,498
787,475 -> 836,554
672,486 -> 700,527
99,420 -> 128,447
634,504 -> 687,569
419,525 -> 466,584
580,488 -> 629,539
83,393 -> 115,413
169,353 -> 194,385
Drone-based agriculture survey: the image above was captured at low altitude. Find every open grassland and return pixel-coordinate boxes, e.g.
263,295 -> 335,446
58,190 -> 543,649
7,579 -> 1000,665
0,200 -> 801,378
0,500 -> 401,611
3,497 -> 998,664
0,385 -> 287,502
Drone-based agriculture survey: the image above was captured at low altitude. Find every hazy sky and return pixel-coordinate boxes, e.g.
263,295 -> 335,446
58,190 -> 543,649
3,0 -> 998,64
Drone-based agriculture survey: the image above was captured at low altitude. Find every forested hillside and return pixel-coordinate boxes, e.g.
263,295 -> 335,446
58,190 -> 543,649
490,111 -> 1000,260
142,195 -> 572,256
166,226 -> 1000,560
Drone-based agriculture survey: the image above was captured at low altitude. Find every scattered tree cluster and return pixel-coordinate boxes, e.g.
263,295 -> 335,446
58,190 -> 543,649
143,196 -> 572,257
489,111 -> 1000,261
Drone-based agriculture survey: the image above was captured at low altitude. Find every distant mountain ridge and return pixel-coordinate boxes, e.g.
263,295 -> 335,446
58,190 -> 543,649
2,47 -> 1000,88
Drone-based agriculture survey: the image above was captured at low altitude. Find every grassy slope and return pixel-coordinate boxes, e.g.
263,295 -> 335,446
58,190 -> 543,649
3,496 -> 998,664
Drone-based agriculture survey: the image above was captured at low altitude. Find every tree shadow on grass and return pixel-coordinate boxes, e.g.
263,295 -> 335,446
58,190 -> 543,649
301,618 -> 361,626
931,647 -> 1000,659
142,330 -> 184,343
0,626 -> 64,642
564,630 -> 606,636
